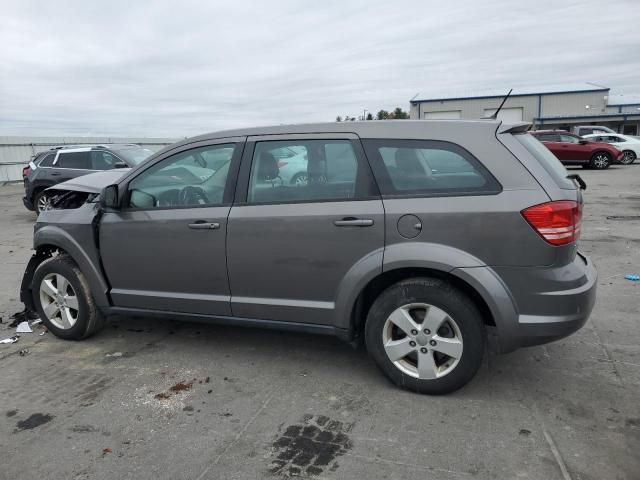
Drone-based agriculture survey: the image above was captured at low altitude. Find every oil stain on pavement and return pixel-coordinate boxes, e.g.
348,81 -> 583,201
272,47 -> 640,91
269,414 -> 353,477
14,413 -> 54,432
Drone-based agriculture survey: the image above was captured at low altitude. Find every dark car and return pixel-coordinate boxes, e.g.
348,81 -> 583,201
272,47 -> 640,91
23,144 -> 154,213
20,120 -> 597,395
530,130 -> 623,169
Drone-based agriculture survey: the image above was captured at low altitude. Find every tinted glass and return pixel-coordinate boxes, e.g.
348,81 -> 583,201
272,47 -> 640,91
127,144 -> 236,208
38,153 -> 55,167
248,140 -> 359,203
514,133 -> 574,189
363,139 -> 500,196
57,151 -> 91,169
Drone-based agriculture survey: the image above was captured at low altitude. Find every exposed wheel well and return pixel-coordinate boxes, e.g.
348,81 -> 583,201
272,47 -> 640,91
351,267 -> 496,337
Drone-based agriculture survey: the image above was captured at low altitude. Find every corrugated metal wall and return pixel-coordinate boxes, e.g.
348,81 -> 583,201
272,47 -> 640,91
0,136 -> 177,182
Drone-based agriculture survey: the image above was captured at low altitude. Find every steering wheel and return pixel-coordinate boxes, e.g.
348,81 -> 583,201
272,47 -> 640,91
178,186 -> 209,205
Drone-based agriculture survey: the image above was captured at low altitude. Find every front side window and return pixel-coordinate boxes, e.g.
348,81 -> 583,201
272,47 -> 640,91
247,140 -> 359,204
363,139 -> 500,196
91,151 -> 121,170
56,151 -> 91,169
127,144 -> 236,209
559,134 -> 580,144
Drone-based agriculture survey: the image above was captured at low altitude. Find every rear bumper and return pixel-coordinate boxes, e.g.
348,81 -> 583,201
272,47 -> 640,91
492,252 -> 597,352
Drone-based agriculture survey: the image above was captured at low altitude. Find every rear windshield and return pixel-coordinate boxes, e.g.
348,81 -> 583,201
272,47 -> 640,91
514,133 -> 574,189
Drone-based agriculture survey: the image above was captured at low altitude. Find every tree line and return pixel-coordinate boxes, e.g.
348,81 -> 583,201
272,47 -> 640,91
336,107 -> 409,122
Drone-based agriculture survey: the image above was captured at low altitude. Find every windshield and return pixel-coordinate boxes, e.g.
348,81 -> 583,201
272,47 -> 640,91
114,147 -> 154,165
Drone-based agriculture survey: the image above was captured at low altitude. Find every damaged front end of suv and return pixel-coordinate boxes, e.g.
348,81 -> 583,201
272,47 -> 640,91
19,170 -> 128,316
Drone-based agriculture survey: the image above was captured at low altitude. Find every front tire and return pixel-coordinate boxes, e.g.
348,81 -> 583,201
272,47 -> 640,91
590,152 -> 611,169
621,150 -> 637,165
32,255 -> 104,340
365,277 -> 485,394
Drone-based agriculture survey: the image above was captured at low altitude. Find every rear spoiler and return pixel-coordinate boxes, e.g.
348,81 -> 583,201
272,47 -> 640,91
567,174 -> 587,190
497,122 -> 532,134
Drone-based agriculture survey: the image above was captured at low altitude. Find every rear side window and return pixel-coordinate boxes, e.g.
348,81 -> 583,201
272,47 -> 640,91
38,153 -> 55,167
362,139 -> 500,197
247,139 -> 364,204
56,151 -> 91,169
514,134 -> 574,189
535,133 -> 559,142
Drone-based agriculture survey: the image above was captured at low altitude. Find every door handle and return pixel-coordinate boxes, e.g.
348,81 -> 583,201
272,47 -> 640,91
50,172 -> 61,176
188,221 -> 220,230
334,218 -> 374,227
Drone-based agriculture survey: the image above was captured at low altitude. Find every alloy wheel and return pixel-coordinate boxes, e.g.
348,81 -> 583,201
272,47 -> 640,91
593,153 -> 609,169
622,151 -> 636,164
37,193 -> 53,213
382,303 -> 463,379
39,273 -> 79,329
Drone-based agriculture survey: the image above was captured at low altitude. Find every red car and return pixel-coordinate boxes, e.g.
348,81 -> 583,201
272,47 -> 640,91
530,130 -> 623,169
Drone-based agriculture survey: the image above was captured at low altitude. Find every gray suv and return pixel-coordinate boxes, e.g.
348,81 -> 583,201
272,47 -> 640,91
20,121 -> 597,394
22,144 -> 154,214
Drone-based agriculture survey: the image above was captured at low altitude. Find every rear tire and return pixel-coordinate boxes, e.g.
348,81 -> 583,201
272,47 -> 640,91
365,277 -> 485,394
34,190 -> 53,214
590,152 -> 611,169
32,255 -> 104,340
621,150 -> 636,165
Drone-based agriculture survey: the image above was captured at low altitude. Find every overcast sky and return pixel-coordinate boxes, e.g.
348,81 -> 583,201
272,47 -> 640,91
1,0 -> 639,138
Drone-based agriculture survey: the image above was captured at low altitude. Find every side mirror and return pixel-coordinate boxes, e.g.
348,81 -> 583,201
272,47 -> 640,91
579,139 -> 589,145
101,184 -> 120,210
114,161 -> 128,169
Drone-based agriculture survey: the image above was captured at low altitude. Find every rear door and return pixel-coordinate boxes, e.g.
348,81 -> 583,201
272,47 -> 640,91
99,138 -> 244,315
52,149 -> 94,182
226,134 -> 384,326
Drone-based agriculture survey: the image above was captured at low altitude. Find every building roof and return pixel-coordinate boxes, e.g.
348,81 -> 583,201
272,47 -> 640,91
608,93 -> 640,106
411,83 -> 609,103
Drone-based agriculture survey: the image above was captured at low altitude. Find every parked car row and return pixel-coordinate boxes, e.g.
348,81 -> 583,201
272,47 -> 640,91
530,129 -> 639,169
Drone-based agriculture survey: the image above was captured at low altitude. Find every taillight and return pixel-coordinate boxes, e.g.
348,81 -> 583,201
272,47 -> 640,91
521,201 -> 582,246
22,166 -> 30,178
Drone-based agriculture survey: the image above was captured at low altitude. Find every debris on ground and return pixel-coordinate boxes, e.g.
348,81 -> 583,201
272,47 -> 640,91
16,322 -> 32,333
39,330 -> 46,336
8,308 -> 39,328
102,448 -> 112,456
30,318 -> 42,326
1,335 -> 19,344
19,349 -> 29,356
105,352 -> 123,357
169,381 -> 194,393
154,392 -> 170,400
624,274 -> 640,281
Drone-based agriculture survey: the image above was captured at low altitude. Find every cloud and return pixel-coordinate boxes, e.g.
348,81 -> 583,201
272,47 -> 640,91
1,0 -> 639,137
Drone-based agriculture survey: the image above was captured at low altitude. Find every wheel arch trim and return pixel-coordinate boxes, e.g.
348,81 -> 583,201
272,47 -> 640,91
30,226 -> 110,307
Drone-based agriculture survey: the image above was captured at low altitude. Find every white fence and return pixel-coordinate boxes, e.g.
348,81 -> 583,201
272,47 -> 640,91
0,136 -> 177,182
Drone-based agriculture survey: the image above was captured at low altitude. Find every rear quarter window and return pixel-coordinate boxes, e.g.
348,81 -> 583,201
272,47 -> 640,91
362,139 -> 501,197
37,152 -> 56,167
514,133 -> 574,189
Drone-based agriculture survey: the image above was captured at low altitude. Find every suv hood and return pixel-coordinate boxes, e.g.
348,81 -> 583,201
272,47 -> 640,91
48,169 -> 130,193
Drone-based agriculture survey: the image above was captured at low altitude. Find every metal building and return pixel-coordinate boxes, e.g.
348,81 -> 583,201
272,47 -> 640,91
0,136 -> 176,182
409,83 -> 640,134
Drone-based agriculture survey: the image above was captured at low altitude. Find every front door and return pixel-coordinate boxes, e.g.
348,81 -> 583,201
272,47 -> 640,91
557,133 -> 585,161
99,139 -> 244,315
226,134 -> 384,326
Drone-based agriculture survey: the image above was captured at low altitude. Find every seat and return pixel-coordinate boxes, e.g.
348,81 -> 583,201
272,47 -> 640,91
393,148 -> 431,189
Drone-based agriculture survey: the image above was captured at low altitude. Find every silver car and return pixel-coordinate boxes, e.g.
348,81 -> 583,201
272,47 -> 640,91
20,120 -> 597,394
